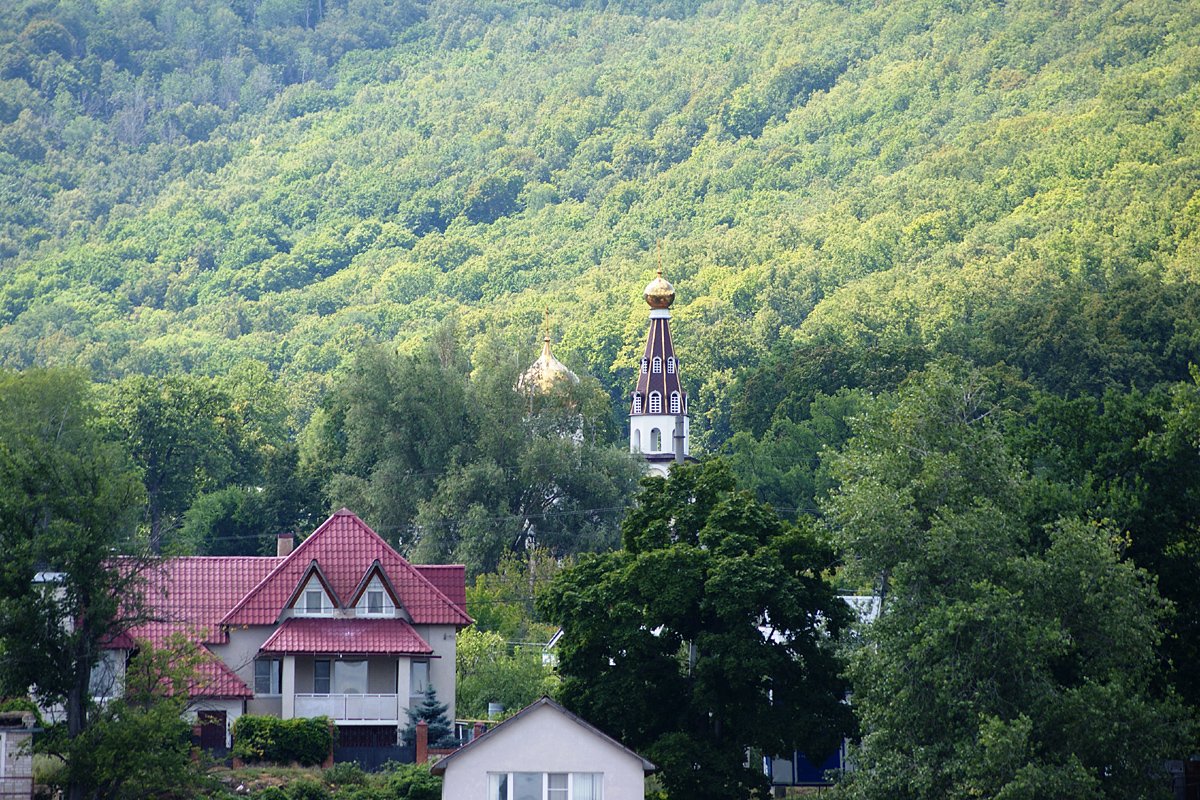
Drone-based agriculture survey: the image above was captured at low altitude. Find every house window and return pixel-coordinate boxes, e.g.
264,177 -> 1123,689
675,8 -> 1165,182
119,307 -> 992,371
254,659 -> 282,695
632,393 -> 642,414
666,357 -> 676,374
305,590 -> 324,614
670,392 -> 681,415
335,660 -> 368,695
366,589 -> 385,615
89,650 -> 120,698
410,659 -> 430,700
652,356 -> 662,373
648,392 -> 661,414
640,358 -> 648,374
314,660 -> 331,694
488,773 -> 602,800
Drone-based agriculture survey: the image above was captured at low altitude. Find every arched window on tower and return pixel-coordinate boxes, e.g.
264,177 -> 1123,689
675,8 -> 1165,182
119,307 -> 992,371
649,392 -> 662,414
632,393 -> 643,414
633,430 -> 642,451
641,358 -> 648,374
667,357 -> 676,374
652,357 -> 662,373
670,392 -> 681,414
650,428 -> 662,451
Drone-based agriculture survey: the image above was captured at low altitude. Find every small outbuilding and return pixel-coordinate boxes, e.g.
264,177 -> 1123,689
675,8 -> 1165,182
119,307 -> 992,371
0,710 -> 37,800
431,697 -> 654,800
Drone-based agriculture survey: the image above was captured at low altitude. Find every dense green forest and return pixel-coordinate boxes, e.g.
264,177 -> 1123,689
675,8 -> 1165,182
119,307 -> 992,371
1,0 -> 1196,435
4,0 -> 1200,793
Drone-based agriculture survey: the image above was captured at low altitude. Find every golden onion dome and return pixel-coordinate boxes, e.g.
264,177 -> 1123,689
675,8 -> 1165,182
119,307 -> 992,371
517,335 -> 579,395
643,269 -> 675,309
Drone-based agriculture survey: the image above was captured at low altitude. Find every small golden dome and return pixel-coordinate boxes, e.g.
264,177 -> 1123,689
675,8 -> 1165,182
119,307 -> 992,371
644,269 -> 675,309
517,335 -> 579,395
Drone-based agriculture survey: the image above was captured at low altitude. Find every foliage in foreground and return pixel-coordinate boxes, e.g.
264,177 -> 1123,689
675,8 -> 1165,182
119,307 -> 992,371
541,459 -> 852,800
232,715 -> 336,768
825,361 -> 1190,800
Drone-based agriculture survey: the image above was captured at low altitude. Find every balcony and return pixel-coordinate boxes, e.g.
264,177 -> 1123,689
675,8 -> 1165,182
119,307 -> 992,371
294,693 -> 400,723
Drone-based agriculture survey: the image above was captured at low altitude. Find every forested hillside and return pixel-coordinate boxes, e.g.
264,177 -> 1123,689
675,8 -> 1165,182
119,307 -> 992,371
2,0 -> 1197,435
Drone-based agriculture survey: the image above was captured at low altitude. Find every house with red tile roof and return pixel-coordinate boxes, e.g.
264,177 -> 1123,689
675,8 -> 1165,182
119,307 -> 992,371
106,508 -> 471,752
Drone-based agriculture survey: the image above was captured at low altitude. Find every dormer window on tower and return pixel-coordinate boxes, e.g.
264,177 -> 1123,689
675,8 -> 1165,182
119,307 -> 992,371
649,392 -> 662,414
670,392 -> 681,414
632,393 -> 643,413
652,356 -> 662,373
667,357 -> 676,374
641,358 -> 648,374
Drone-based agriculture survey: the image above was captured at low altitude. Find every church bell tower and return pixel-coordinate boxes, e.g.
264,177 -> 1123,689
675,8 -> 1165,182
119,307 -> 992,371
629,269 -> 688,477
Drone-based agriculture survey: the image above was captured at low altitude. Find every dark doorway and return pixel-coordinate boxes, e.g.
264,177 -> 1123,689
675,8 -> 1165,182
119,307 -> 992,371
198,710 -> 228,755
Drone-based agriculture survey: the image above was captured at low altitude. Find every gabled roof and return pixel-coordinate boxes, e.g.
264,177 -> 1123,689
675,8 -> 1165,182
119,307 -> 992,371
221,509 -> 471,627
259,618 -> 434,655
431,697 -> 656,776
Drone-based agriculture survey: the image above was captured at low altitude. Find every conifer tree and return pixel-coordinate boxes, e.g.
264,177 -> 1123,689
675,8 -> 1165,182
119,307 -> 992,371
403,685 -> 456,748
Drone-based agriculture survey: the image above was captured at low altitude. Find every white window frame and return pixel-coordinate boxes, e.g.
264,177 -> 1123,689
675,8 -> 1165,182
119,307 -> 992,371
666,356 -> 676,374
670,392 -> 681,415
640,358 -> 648,374
631,393 -> 642,414
648,392 -> 662,414
652,356 -> 662,373
488,772 -> 602,800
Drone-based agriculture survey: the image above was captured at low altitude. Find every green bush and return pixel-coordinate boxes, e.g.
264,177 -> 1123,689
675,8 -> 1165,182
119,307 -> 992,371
255,789 -> 288,800
383,762 -> 441,800
232,715 -> 334,766
324,761 -> 366,786
286,778 -> 331,800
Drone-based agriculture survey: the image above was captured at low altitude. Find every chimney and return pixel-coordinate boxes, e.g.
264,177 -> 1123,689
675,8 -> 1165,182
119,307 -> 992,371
276,532 -> 295,557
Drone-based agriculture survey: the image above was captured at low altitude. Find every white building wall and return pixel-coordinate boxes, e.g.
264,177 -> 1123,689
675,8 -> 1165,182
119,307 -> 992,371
439,704 -> 647,800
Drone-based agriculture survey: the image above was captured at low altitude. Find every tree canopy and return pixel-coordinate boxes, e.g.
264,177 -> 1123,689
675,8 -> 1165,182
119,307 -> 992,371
540,460 -> 852,800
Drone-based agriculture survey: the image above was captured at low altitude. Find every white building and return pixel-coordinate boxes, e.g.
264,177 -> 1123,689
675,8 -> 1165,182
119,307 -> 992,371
432,697 -> 655,800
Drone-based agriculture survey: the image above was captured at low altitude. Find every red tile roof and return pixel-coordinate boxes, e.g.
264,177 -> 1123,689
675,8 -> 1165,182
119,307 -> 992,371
221,510 -> 471,627
414,565 -> 468,611
260,618 -> 433,655
103,509 -> 468,698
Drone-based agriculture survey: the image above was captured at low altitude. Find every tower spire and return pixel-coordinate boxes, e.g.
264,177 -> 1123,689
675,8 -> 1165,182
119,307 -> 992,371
629,265 -> 688,477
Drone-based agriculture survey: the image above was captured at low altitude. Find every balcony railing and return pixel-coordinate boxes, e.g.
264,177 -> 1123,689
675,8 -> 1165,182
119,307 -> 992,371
294,693 -> 399,722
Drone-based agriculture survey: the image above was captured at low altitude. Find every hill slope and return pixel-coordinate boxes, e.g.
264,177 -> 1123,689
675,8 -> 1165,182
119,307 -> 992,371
2,0 -> 1198,442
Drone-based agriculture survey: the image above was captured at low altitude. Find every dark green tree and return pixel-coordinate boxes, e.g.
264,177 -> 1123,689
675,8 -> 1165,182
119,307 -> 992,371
824,360 -> 1188,800
0,368 -> 151,800
403,685 -> 457,748
539,459 -> 852,800
102,374 -> 249,553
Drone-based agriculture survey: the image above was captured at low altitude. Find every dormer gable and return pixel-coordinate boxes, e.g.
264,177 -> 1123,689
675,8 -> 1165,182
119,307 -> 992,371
219,509 -> 471,628
348,561 -> 409,620
286,561 -> 340,617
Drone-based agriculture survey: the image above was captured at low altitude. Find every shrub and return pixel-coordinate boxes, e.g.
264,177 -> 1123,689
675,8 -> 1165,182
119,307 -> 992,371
286,778 -> 331,800
383,762 -> 441,800
324,761 -> 366,786
255,789 -> 288,800
233,715 -> 334,766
